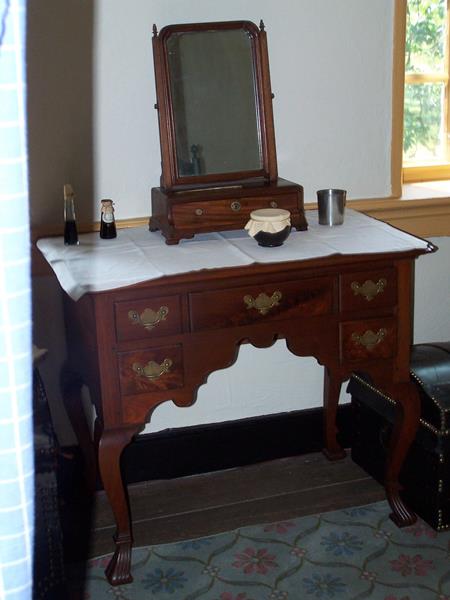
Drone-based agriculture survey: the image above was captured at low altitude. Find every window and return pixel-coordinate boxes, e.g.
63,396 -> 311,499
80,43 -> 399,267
340,1 -> 450,238
403,0 -> 450,182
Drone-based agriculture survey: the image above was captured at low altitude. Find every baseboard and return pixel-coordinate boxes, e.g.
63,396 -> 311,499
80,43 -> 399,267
120,404 -> 353,484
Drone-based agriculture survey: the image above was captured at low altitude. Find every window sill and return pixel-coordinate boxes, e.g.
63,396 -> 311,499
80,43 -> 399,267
306,181 -> 450,238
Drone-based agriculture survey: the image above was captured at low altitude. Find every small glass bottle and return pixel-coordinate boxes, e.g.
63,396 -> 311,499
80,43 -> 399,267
63,184 -> 79,245
100,199 -> 117,239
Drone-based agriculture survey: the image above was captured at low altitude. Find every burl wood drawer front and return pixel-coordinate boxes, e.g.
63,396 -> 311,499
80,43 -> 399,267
340,268 -> 396,312
340,318 -> 397,362
118,345 -> 184,395
189,277 -> 334,331
114,295 -> 182,342
172,194 -> 299,226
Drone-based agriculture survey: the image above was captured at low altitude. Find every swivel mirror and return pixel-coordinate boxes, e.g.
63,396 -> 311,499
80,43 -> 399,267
150,20 -> 307,244
169,28 -> 261,178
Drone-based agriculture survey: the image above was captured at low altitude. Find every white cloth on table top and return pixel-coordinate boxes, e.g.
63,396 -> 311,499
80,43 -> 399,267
36,209 -> 430,302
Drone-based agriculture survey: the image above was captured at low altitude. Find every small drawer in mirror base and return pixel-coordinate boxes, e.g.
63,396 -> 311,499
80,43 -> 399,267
150,178 -> 308,244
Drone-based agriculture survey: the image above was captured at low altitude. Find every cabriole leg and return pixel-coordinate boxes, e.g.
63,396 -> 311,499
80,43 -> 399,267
60,364 -> 97,492
322,366 -> 346,460
98,426 -> 138,585
386,382 -> 419,527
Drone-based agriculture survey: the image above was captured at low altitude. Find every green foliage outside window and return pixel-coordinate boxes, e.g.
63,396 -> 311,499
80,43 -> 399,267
403,0 -> 446,160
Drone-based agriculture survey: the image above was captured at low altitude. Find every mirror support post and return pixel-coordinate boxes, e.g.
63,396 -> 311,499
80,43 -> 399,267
258,24 -> 278,182
152,27 -> 175,190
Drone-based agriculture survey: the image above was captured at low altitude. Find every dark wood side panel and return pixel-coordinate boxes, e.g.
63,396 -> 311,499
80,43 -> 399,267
63,294 -> 102,406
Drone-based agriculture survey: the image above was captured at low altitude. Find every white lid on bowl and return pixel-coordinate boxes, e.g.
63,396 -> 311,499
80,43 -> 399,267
245,208 -> 291,237
249,208 -> 291,222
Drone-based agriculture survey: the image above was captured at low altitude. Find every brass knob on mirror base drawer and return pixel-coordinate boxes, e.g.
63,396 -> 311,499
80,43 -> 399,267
128,306 -> 169,331
132,358 -> 173,380
195,208 -> 204,216
351,278 -> 387,302
230,201 -> 241,212
351,328 -> 387,351
243,291 -> 282,315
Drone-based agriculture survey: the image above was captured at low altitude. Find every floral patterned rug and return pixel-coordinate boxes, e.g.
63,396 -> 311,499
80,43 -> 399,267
83,501 -> 450,599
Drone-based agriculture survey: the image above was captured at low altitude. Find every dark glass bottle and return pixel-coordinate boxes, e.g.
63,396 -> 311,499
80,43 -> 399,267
100,199 -> 117,239
63,184 -> 79,245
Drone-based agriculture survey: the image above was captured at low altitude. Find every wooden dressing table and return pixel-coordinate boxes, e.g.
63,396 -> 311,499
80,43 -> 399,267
37,218 -> 435,585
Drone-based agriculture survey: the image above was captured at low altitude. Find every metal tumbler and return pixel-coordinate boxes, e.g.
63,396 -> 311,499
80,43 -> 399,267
317,189 -> 346,226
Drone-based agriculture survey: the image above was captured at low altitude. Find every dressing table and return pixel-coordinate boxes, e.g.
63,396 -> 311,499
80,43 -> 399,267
37,19 -> 437,585
37,213 -> 436,585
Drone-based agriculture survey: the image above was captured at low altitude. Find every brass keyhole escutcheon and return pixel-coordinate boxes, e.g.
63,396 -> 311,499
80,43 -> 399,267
230,201 -> 241,212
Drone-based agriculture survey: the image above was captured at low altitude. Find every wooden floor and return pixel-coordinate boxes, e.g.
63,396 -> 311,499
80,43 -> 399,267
87,451 -> 385,559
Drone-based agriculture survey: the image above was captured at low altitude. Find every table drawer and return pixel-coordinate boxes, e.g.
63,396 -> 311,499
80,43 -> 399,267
189,277 -> 334,331
118,345 -> 184,395
172,194 -> 299,227
340,268 -> 396,312
114,295 -> 182,342
340,318 -> 396,362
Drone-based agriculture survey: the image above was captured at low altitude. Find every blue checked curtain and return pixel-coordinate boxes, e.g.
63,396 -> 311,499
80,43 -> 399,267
0,0 -> 34,599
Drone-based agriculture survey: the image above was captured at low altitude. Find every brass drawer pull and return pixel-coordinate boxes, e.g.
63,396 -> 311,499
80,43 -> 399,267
351,328 -> 387,351
244,291 -> 282,315
128,306 -> 169,330
351,278 -> 387,302
132,358 -> 173,380
230,201 -> 241,212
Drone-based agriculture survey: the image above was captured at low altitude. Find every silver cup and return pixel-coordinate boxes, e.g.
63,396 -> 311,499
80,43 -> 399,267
317,189 -> 346,226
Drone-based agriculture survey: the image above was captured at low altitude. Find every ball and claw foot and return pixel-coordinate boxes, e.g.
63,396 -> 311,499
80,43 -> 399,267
388,488 -> 417,528
322,445 -> 346,461
105,539 -> 133,586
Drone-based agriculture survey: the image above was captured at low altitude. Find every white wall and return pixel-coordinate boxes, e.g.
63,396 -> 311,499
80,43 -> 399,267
29,1 -> 450,443
414,237 -> 450,344
93,0 -> 394,220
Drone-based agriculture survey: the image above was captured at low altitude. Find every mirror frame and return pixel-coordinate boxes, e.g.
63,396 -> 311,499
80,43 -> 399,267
152,20 -> 278,192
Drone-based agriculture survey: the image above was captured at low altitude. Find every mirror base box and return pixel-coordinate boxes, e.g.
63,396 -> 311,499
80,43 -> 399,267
149,178 -> 308,245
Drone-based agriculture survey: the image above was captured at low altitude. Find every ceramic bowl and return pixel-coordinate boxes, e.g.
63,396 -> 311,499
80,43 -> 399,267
254,225 -> 291,247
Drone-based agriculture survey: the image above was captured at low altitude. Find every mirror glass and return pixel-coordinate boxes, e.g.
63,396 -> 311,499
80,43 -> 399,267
166,28 -> 262,177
